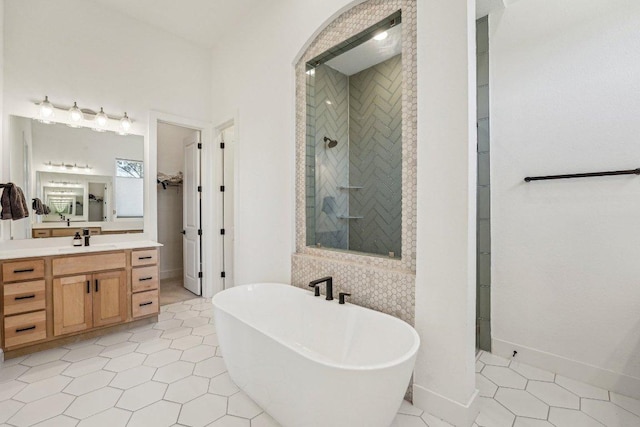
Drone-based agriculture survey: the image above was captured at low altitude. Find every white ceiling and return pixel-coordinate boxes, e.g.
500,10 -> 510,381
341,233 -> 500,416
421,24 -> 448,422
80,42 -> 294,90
325,24 -> 402,76
89,0 -> 265,49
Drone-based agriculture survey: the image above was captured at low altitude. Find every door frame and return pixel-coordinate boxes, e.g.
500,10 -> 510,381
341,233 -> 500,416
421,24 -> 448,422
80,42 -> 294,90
215,119 -> 237,290
149,111 -> 217,298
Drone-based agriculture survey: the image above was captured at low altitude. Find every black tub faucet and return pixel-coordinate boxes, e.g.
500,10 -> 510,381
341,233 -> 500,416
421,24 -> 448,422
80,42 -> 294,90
339,292 -> 351,304
309,276 -> 333,301
308,282 -> 321,296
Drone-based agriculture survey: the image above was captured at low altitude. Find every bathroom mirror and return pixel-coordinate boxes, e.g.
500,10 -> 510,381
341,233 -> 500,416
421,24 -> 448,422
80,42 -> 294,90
305,11 -> 402,258
8,115 -> 144,239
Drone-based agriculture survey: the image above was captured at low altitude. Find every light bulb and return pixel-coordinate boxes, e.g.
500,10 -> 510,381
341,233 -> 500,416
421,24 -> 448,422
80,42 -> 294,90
119,112 -> 132,135
373,31 -> 388,41
68,102 -> 84,127
38,96 -> 55,123
94,107 -> 108,132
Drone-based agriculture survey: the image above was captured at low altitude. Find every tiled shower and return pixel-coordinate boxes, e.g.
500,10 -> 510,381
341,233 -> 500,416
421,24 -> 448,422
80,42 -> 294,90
476,17 -> 491,351
306,55 -> 403,257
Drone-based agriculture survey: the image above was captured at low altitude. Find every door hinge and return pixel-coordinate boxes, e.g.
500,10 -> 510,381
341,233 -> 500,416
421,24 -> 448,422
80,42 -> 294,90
220,142 -> 225,149
197,185 -> 202,193
220,185 -> 225,192
198,229 -> 202,236
220,271 -> 226,278
198,272 -> 203,278
197,142 -> 202,149
220,228 -> 225,235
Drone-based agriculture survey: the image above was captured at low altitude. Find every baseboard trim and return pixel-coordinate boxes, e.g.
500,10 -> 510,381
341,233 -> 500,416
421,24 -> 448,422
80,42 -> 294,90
413,384 -> 479,427
160,269 -> 183,280
492,338 -> 640,400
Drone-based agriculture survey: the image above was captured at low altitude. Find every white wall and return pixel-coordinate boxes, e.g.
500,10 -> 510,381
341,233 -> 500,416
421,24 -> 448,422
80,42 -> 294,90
0,0 -> 6,241
30,121 -> 143,178
1,0 -> 212,245
210,0 -> 365,285
157,122 -> 197,279
212,1 -> 478,424
3,0 -> 212,125
491,0 -> 640,397
414,0 -> 478,425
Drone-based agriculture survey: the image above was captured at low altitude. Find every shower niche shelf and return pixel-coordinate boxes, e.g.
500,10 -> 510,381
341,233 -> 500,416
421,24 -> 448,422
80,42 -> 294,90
337,214 -> 364,219
338,185 -> 363,190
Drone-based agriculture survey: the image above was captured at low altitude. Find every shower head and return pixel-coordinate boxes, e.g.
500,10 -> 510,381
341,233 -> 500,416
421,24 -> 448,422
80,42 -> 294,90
323,136 -> 338,148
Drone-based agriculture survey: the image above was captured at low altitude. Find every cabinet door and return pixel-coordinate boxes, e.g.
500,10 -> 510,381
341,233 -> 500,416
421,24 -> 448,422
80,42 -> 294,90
53,274 -> 92,336
93,270 -> 127,327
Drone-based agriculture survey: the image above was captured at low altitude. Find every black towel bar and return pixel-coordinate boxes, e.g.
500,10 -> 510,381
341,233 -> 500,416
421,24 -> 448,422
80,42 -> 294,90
524,168 -> 640,182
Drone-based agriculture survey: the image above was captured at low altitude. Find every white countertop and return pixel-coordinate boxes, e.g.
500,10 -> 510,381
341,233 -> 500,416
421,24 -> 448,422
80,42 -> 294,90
0,240 -> 162,260
31,220 -> 144,231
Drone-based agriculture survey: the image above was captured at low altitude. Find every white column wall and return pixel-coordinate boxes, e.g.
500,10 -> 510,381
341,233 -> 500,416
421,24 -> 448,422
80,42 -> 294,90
413,0 -> 479,425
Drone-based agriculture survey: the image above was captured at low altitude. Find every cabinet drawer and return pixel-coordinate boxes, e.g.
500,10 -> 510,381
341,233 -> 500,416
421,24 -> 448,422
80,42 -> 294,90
132,290 -> 159,318
32,229 -> 51,238
4,311 -> 47,347
53,252 -> 126,276
132,266 -> 159,293
131,249 -> 158,267
4,280 -> 46,315
2,260 -> 45,282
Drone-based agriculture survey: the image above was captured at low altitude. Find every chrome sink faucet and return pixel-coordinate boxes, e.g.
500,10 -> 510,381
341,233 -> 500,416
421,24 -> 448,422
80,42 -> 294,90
308,276 -> 333,301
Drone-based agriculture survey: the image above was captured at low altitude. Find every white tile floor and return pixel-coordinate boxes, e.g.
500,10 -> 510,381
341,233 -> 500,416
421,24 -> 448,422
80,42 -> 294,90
0,298 -> 638,427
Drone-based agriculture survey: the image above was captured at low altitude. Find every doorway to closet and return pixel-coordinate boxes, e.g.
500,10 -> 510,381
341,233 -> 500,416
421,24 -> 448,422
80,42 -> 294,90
157,122 -> 202,305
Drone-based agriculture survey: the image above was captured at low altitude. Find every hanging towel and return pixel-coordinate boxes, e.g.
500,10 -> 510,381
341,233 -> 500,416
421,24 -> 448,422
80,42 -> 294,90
1,183 -> 29,220
32,198 -> 46,215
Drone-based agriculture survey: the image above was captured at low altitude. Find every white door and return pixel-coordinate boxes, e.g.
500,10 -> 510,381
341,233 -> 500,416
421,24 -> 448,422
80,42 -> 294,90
221,126 -> 235,288
183,133 -> 201,295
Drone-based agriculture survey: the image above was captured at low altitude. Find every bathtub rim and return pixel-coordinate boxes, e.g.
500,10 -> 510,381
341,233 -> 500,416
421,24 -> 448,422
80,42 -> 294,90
212,282 -> 421,372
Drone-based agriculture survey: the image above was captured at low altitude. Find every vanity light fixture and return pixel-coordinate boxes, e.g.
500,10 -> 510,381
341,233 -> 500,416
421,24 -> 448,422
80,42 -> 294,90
68,102 -> 84,127
373,31 -> 388,41
44,161 -> 92,172
93,107 -> 108,132
119,112 -> 132,135
33,97 -> 133,134
48,180 -> 82,186
37,96 -> 55,123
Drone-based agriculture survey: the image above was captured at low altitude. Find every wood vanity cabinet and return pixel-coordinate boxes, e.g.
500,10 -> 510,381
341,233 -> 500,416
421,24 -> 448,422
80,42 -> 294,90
131,249 -> 159,319
2,259 -> 47,348
32,227 -> 102,239
0,246 -> 159,358
52,270 -> 127,336
52,252 -> 131,336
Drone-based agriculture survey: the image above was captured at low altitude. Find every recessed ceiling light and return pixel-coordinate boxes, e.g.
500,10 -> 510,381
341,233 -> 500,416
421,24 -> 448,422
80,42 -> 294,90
374,31 -> 388,41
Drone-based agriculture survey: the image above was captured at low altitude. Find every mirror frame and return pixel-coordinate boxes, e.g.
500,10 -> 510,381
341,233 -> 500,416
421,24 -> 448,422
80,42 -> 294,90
294,0 -> 417,272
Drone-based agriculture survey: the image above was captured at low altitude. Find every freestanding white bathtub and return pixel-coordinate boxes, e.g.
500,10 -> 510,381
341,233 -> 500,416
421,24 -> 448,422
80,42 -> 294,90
212,283 -> 420,427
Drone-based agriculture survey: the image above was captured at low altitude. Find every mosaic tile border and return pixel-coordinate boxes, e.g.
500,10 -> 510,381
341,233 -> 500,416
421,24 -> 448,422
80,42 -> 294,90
292,254 -> 415,325
294,0 -> 418,274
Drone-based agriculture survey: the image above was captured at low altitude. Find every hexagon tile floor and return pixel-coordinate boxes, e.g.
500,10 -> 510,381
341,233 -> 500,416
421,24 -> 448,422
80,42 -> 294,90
0,298 -> 638,427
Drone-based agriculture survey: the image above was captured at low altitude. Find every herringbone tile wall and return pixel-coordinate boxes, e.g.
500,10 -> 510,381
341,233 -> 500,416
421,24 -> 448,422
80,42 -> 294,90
349,54 -> 402,256
313,64 -> 350,249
